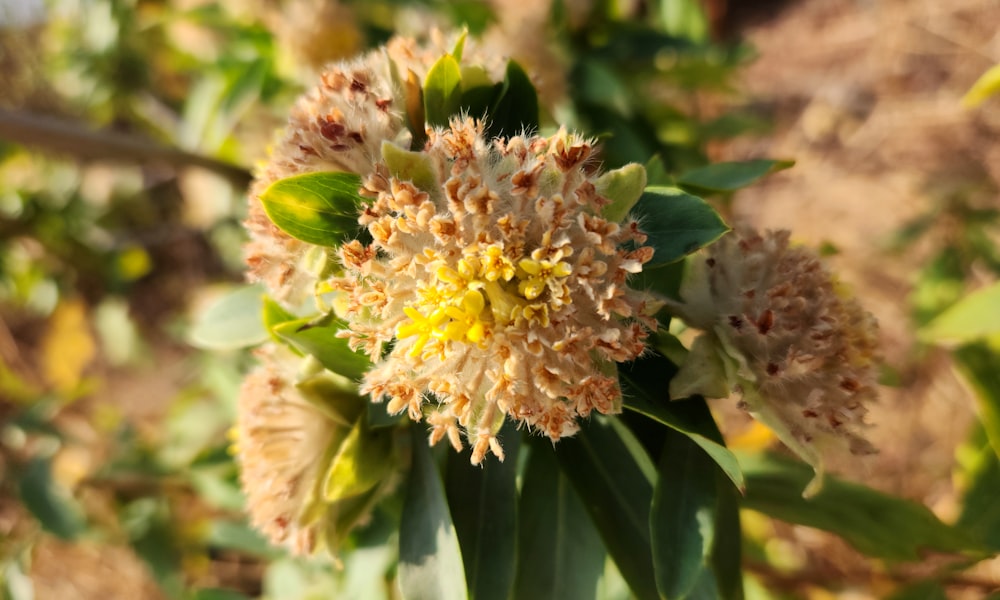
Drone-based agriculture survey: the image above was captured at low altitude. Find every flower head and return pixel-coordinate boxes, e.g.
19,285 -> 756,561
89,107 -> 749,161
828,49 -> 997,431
244,34 -> 506,304
669,229 -> 879,493
332,118 -> 654,463
235,345 -> 392,555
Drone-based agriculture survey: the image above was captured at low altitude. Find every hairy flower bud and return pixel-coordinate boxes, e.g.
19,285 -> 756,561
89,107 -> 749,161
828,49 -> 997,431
669,229 -> 879,494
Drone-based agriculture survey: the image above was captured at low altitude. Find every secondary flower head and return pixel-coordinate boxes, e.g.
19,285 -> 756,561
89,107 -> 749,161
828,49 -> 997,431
235,345 -> 394,556
669,229 -> 879,494
332,118 -> 654,463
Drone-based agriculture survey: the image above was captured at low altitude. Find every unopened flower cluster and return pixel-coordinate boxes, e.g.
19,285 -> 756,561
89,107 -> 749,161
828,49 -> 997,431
669,229 -> 879,491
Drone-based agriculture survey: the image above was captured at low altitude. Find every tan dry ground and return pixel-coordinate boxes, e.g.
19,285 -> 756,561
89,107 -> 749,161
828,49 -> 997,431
718,0 -> 1000,595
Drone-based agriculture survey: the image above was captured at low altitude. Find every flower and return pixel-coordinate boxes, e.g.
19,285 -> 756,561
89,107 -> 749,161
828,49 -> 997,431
244,34 -> 506,304
668,229 -> 879,494
331,118 -> 654,463
235,344 -> 386,555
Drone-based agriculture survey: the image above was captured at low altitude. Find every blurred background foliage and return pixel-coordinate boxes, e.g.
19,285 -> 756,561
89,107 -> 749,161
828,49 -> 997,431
0,0 -> 999,598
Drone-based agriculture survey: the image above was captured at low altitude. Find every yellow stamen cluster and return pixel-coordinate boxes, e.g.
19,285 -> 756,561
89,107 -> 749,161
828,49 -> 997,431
398,244 -> 575,356
333,118 -> 654,463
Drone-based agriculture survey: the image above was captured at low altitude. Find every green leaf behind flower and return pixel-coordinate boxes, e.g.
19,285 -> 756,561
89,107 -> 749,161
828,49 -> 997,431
271,315 -> 371,381
631,186 -> 729,268
650,429 -> 717,599
676,159 -> 794,195
424,54 -> 463,128
188,285 -> 268,350
323,418 -> 395,501
514,440 -> 605,600
488,60 -> 540,138
445,420 -> 520,600
399,426 -> 468,600
739,451 -> 983,561
597,163 -> 648,223
259,171 -> 367,247
620,350 -> 745,492
555,417 -> 659,600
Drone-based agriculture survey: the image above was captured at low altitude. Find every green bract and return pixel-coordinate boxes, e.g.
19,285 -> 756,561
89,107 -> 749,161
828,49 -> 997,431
259,171 -> 367,247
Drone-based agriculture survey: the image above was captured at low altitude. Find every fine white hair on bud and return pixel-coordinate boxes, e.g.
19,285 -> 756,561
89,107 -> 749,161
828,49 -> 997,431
669,229 -> 879,495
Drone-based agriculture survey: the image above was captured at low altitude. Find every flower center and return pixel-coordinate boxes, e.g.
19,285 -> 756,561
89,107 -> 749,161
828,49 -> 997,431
396,244 -> 574,357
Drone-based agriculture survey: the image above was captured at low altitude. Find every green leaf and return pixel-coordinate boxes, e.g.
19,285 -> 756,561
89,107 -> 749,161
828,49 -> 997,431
651,429 -> 717,599
19,456 -> 86,540
271,315 -> 371,381
188,285 -> 268,350
424,54 -> 463,128
445,420 -> 520,600
382,141 -> 441,194
963,63 -> 1000,108
488,60 -> 540,138
597,163 -> 648,223
262,296 -> 297,335
676,160 -> 795,195
660,0 -> 709,43
631,186 -> 730,268
885,581 -> 948,600
205,520 -> 281,559
738,451 -> 982,561
323,417 -> 394,501
957,444 -> 1000,551
555,417 -> 659,600
398,425 -> 468,600
953,343 -> 1000,461
259,171 -> 366,247
620,351 -> 745,492
711,471 -> 744,600
920,282 -> 1000,344
514,441 -> 605,600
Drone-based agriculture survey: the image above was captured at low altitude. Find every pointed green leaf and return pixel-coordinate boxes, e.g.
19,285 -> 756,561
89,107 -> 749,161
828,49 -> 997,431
555,417 -> 659,600
920,282 -> 1000,344
19,456 -> 86,540
676,160 -> 794,194
446,420 -> 520,600
953,343 -> 1000,461
597,163 -> 648,223
271,315 -> 371,380
651,429 -> 717,599
398,426 -> 467,600
451,30 -> 468,62
188,285 -> 268,350
259,171 -> 366,247
514,441 -> 605,600
424,54 -> 463,127
488,60 -> 540,138
963,63 -> 1000,108
738,451 -> 983,561
630,186 -> 729,268
324,418 -> 395,501
620,351 -> 745,492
